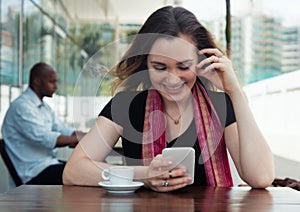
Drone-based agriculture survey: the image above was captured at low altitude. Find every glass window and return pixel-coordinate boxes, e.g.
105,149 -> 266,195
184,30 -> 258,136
0,0 -> 21,86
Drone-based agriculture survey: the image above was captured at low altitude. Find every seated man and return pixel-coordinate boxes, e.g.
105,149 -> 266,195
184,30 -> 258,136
1,62 -> 85,185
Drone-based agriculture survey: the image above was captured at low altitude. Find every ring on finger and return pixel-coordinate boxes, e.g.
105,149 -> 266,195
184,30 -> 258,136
162,180 -> 169,187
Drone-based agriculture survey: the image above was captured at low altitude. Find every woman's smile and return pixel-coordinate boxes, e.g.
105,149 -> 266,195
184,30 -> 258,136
162,82 -> 185,95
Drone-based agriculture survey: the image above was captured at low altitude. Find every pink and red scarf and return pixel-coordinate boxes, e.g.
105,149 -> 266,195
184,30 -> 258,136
142,81 -> 233,187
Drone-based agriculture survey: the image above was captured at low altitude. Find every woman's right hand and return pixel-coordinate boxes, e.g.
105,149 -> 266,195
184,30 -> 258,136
144,155 -> 193,192
196,48 -> 241,95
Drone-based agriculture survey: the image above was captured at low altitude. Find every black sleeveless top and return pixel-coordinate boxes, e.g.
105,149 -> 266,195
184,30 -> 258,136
99,90 -> 236,185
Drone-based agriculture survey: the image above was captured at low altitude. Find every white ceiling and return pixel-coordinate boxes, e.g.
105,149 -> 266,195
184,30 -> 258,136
59,0 -> 182,24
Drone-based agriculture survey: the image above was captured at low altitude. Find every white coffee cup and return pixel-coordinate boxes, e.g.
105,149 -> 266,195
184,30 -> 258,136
101,166 -> 134,185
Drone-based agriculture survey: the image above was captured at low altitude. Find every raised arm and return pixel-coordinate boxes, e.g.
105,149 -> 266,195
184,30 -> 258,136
197,48 -> 274,188
225,91 -> 274,188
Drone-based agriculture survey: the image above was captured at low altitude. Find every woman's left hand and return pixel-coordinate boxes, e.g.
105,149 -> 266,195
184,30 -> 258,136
196,48 -> 241,95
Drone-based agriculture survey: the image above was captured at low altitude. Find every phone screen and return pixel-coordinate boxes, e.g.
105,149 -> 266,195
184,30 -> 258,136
162,147 -> 195,184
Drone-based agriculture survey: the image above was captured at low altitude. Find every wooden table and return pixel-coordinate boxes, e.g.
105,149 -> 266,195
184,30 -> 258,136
0,185 -> 300,211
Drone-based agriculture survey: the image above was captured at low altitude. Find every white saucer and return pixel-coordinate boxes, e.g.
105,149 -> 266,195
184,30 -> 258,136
98,181 -> 144,194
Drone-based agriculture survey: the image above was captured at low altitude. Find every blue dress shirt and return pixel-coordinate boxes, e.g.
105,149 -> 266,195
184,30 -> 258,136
1,88 -> 75,183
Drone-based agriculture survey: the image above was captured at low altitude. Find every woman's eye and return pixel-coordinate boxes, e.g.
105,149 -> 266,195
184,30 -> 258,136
154,66 -> 167,71
178,66 -> 190,71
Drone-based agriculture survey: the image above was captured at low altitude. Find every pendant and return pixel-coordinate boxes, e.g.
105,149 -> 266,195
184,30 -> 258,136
174,119 -> 179,125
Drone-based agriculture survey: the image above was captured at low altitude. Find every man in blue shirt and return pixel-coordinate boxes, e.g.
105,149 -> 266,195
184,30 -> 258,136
1,62 -> 85,185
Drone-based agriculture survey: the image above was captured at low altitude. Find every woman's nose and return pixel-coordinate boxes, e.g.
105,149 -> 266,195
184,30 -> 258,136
167,71 -> 181,83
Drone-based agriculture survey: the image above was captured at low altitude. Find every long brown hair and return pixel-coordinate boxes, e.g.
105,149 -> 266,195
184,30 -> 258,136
111,6 -> 219,94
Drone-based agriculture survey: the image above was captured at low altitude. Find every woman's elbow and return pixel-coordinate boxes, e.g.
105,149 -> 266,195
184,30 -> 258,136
62,164 -> 76,185
247,171 -> 275,189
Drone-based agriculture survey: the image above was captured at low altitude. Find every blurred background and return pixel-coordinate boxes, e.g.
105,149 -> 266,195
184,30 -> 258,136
1,0 -> 300,193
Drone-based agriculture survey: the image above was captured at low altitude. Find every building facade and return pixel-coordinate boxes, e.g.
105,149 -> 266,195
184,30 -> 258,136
281,26 -> 300,73
210,14 -> 300,85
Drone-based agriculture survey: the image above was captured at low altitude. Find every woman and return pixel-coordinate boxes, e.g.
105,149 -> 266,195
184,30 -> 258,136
63,6 -> 274,192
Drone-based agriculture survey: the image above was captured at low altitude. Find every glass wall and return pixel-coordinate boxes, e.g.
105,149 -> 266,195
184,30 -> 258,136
1,0 -> 116,97
22,0 -> 86,96
1,0 -> 21,86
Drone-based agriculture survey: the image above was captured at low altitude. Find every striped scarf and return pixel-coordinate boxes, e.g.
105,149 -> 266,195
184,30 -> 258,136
142,81 -> 233,186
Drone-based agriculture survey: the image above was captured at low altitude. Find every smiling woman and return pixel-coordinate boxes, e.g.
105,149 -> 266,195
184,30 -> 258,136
63,5 -> 274,192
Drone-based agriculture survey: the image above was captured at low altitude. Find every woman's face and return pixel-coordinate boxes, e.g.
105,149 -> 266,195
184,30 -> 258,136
147,34 -> 198,103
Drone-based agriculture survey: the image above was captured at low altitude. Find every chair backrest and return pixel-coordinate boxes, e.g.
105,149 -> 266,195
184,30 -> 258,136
0,138 -> 23,186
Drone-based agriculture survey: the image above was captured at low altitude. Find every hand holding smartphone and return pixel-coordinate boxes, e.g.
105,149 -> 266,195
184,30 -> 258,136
162,147 -> 195,184
198,53 -> 212,70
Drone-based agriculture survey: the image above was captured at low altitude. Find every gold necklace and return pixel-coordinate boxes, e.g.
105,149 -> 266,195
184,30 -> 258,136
165,111 -> 181,125
164,103 -> 190,125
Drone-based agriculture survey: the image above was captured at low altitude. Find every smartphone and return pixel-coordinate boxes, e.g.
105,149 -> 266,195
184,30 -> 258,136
162,147 -> 195,184
198,53 -> 211,69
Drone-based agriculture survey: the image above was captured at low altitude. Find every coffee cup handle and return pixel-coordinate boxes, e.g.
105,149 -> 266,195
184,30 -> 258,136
101,169 -> 110,181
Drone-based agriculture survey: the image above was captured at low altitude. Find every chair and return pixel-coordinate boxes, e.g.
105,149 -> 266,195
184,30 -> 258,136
0,138 -> 23,186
